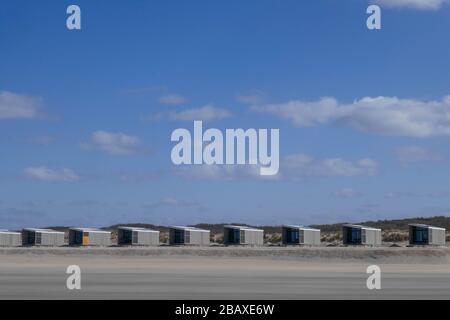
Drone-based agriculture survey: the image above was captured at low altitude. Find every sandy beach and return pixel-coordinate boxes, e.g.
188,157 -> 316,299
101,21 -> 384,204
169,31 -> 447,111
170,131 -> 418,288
0,247 -> 449,299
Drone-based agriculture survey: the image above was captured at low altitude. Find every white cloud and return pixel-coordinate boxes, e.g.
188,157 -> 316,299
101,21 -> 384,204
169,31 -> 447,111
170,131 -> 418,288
252,95 -> 450,138
237,92 -> 265,105
282,154 -> 378,178
395,146 -> 442,164
174,154 -> 377,181
372,0 -> 448,10
158,94 -> 187,105
335,188 -> 363,198
174,164 -> 263,181
24,167 -> 79,182
0,91 -> 42,119
155,105 -> 232,122
252,97 -> 339,127
89,131 -> 140,155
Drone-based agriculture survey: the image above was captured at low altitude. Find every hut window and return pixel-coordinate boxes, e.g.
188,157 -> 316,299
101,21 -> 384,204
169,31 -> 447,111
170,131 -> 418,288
174,229 -> 184,244
346,228 -> 361,244
36,232 -> 41,244
132,231 -> 138,244
27,231 -> 35,244
74,231 -> 83,244
286,228 -> 299,243
228,229 -> 240,243
412,227 -> 428,244
240,230 -> 245,243
122,230 -> 132,244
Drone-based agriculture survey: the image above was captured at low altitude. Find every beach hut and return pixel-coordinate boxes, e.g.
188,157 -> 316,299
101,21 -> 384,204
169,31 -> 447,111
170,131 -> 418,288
282,225 -> 321,246
22,228 -> 65,246
118,226 -> 160,246
0,230 -> 22,247
223,225 -> 264,246
409,224 -> 446,246
169,226 -> 210,246
342,224 -> 381,246
69,228 -> 111,246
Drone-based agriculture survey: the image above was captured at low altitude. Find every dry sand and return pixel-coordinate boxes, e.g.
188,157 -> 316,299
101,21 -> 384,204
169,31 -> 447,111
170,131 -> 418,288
0,247 -> 449,299
1,246 -> 449,263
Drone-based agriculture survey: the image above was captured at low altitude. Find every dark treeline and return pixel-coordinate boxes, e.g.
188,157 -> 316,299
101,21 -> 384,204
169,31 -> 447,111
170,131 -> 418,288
44,216 -> 450,236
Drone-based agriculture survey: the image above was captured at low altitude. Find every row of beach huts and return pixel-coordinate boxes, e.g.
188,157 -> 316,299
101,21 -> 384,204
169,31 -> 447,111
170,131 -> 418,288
0,224 -> 446,247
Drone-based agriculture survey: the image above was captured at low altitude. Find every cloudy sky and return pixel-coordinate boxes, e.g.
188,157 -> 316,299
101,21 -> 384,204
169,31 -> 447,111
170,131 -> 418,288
1,0 -> 450,229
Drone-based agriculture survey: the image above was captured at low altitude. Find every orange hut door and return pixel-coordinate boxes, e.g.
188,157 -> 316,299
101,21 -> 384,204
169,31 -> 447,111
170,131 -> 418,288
82,232 -> 89,246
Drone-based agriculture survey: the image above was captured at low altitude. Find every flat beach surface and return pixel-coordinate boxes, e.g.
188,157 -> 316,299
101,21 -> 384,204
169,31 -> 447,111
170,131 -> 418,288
0,247 -> 449,299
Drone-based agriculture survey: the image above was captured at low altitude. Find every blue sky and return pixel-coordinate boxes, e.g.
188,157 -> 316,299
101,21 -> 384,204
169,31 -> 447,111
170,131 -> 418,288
1,0 -> 450,229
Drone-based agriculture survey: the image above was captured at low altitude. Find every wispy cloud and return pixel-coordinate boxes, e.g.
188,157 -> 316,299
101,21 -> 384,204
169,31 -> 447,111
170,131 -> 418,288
0,91 -> 43,120
385,191 -> 419,199
236,92 -> 265,105
84,131 -> 140,155
372,0 -> 449,10
395,146 -> 443,165
334,188 -> 363,198
252,95 -> 450,138
118,171 -> 162,183
386,191 -> 450,198
67,200 -> 101,207
174,154 -> 378,181
24,167 -> 79,182
174,164 -> 263,181
427,191 -> 450,198
282,154 -> 378,179
153,105 -> 232,122
158,94 -> 187,105
143,197 -> 208,212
